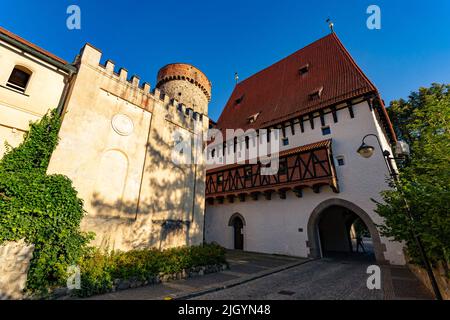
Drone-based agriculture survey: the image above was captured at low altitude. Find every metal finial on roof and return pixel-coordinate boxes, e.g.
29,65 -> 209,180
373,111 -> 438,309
326,18 -> 334,33
234,72 -> 239,84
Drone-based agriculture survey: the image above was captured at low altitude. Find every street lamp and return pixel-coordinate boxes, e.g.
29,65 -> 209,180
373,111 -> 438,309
357,134 -> 398,178
357,133 -> 443,300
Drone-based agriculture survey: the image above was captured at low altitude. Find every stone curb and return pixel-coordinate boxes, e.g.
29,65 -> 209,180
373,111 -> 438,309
53,263 -> 229,300
172,258 -> 315,300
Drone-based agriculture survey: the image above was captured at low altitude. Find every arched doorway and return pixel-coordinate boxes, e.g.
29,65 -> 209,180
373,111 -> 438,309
307,199 -> 386,264
228,213 -> 245,250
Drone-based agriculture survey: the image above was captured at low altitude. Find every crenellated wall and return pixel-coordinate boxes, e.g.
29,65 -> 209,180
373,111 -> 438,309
47,44 -> 210,251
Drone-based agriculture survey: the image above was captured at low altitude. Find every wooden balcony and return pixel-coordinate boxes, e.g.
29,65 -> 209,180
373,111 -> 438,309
205,139 -> 339,204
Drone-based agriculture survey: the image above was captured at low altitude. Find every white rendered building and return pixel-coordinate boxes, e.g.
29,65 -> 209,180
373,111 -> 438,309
204,33 -> 405,265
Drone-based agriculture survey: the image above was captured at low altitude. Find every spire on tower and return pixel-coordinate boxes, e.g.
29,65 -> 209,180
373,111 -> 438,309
326,18 -> 334,33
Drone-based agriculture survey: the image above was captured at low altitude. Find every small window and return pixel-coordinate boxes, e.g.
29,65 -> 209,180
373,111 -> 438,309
309,86 -> 323,100
299,63 -> 309,76
282,137 -> 289,146
247,112 -> 260,124
211,149 -> 216,158
279,160 -> 287,175
336,156 -> 345,166
244,167 -> 252,180
7,66 -> 31,93
235,94 -> 245,105
217,174 -> 223,184
321,126 -> 331,136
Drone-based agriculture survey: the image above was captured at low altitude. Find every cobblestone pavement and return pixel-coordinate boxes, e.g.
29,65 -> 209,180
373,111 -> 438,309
85,250 -> 433,300
190,255 -> 433,300
85,250 -> 307,300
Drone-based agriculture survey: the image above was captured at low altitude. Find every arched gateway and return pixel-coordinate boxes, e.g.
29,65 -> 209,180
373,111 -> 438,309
307,198 -> 387,264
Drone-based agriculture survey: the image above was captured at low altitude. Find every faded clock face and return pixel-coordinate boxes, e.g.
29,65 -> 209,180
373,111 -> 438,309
111,114 -> 134,136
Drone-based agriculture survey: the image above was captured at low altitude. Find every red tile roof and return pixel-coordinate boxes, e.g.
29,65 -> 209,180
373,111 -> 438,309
216,33 -> 379,132
0,26 -> 68,65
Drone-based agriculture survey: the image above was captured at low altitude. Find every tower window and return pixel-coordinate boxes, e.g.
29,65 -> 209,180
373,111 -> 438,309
7,66 -> 32,93
282,137 -> 289,146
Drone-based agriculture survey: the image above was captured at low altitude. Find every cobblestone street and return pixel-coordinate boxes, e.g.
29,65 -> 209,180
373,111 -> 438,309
85,250 -> 433,300
191,258 -> 384,300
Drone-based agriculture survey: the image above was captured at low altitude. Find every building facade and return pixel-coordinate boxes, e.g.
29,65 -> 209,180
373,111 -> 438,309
0,27 -> 406,265
204,33 -> 406,265
0,27 -> 75,157
0,27 -> 210,251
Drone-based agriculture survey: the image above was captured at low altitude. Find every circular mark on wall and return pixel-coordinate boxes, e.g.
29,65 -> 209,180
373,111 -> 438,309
111,114 -> 134,136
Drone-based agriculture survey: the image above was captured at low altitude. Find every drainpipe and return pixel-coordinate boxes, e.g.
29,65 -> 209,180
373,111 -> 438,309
56,66 -> 77,117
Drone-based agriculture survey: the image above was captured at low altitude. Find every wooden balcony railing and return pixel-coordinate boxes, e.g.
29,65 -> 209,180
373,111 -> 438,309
205,139 -> 339,203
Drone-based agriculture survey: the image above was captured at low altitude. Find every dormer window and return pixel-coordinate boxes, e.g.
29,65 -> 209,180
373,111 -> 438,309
309,86 -> 323,100
235,94 -> 245,105
7,66 -> 32,93
299,63 -> 309,76
247,112 -> 260,124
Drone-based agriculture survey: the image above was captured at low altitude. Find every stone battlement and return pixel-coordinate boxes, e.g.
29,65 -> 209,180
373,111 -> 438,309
77,43 -> 206,127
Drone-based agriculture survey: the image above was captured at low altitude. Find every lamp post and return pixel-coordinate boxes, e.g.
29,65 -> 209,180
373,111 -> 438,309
357,134 -> 443,300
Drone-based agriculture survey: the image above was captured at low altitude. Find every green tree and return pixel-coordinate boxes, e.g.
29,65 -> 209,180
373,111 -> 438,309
376,84 -> 450,270
0,109 -> 93,294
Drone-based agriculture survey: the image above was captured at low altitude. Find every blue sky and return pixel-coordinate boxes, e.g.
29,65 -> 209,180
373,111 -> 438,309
1,0 -> 449,121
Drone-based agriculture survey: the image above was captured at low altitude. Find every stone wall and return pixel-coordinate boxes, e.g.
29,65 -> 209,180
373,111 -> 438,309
47,44 -> 210,252
408,262 -> 450,300
0,239 -> 34,300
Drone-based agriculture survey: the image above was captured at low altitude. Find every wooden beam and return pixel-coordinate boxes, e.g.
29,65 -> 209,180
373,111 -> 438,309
348,105 -> 354,118
309,113 -> 314,129
299,117 -> 304,133
313,185 -> 321,194
290,119 -> 295,135
250,192 -> 259,201
331,106 -> 338,123
319,110 -> 325,126
293,188 -> 303,198
264,190 -> 272,200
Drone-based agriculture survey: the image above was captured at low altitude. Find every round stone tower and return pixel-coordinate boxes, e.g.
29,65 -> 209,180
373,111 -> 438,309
156,63 -> 211,115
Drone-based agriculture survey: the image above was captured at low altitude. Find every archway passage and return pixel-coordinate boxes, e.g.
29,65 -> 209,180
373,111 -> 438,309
308,199 -> 386,264
318,206 -> 373,261
232,216 -> 244,250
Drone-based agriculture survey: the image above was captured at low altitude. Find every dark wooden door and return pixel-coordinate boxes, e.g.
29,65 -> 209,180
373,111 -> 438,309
233,218 -> 244,250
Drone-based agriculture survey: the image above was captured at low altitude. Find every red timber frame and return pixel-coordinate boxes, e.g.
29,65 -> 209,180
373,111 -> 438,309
206,139 -> 339,204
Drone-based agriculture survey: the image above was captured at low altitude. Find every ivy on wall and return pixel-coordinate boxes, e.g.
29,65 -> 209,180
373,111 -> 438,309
0,109 -> 93,294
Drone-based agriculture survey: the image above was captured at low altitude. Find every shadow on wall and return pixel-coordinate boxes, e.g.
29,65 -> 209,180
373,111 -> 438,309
88,127 -> 204,251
